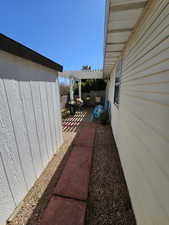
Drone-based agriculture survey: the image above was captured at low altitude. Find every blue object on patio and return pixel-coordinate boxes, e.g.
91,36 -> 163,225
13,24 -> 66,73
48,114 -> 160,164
91,104 -> 104,120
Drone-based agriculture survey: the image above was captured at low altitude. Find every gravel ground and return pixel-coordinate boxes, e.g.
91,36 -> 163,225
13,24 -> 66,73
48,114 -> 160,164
85,125 -> 136,225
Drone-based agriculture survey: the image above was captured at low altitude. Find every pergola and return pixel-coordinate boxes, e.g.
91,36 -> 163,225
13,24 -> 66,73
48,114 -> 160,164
58,70 -> 103,104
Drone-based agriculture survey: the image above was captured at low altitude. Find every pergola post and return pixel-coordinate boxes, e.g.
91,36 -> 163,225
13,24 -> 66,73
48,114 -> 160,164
78,79 -> 82,100
70,77 -> 74,104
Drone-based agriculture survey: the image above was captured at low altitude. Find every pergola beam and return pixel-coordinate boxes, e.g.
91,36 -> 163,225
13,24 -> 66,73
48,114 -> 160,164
59,70 -> 103,80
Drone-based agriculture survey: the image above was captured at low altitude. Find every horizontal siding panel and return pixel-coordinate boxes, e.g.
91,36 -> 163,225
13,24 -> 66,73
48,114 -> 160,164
119,122 -> 169,225
122,82 -> 169,94
125,32 -> 169,75
123,47 -> 169,79
107,1 -> 169,224
121,109 -> 169,215
122,86 -> 169,102
126,0 -> 168,59
122,93 -> 169,133
119,122 -> 165,225
121,69 -> 169,84
127,0 -> 164,48
120,102 -> 169,170
122,90 -> 169,107
122,60 -> 169,82
126,2 -> 169,66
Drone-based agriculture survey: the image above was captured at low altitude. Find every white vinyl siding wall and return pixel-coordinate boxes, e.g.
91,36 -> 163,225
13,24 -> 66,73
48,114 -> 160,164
107,0 -> 169,224
0,51 -> 63,225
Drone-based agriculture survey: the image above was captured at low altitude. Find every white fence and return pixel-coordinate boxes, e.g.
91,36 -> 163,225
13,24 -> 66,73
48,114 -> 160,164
0,50 -> 63,225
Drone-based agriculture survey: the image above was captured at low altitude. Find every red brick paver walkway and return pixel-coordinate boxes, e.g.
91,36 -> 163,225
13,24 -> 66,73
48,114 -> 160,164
39,122 -> 97,225
54,146 -> 93,201
40,196 -> 86,225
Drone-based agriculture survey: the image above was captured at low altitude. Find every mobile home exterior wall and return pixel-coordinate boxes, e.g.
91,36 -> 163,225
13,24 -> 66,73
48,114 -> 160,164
107,0 -> 169,224
0,50 -> 63,225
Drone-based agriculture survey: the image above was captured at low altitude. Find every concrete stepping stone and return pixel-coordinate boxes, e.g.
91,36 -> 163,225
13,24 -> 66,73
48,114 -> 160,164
54,146 -> 93,201
39,196 -> 86,225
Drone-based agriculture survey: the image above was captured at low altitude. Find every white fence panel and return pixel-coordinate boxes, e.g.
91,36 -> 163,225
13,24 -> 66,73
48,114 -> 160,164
46,83 -> 58,152
30,82 -> 49,167
4,79 -> 36,189
19,81 -> 43,177
0,79 -> 27,209
39,82 -> 53,158
54,80 -> 63,147
0,153 -> 16,225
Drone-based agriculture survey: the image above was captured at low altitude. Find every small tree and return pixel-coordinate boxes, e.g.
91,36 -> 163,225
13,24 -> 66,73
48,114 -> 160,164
82,65 -> 91,71
59,84 -> 69,96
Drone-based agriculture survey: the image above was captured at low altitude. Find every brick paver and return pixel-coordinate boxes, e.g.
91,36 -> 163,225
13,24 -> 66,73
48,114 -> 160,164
74,126 -> 96,147
54,146 -> 93,200
39,196 -> 86,225
39,122 -> 96,225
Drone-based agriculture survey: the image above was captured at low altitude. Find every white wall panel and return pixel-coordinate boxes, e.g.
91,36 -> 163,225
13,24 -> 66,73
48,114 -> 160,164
0,51 -> 63,224
0,79 -> 27,210
4,79 -> 36,189
46,83 -> 56,153
55,79 -> 64,147
39,82 -> 53,159
19,81 -> 43,177
0,154 -> 16,225
51,83 -> 60,149
30,82 -> 49,167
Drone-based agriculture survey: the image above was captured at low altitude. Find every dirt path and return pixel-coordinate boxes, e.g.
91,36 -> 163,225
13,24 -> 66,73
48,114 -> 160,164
86,125 -> 136,225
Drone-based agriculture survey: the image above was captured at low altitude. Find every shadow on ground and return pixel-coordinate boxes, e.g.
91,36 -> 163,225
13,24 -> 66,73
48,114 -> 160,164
25,140 -> 75,225
62,110 -> 91,133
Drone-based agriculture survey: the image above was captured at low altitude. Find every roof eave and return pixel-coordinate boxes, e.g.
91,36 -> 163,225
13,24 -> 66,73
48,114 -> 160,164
0,33 -> 63,72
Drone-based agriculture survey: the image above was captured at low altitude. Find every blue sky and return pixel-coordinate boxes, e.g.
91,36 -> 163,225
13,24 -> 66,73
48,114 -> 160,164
1,0 -> 105,71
